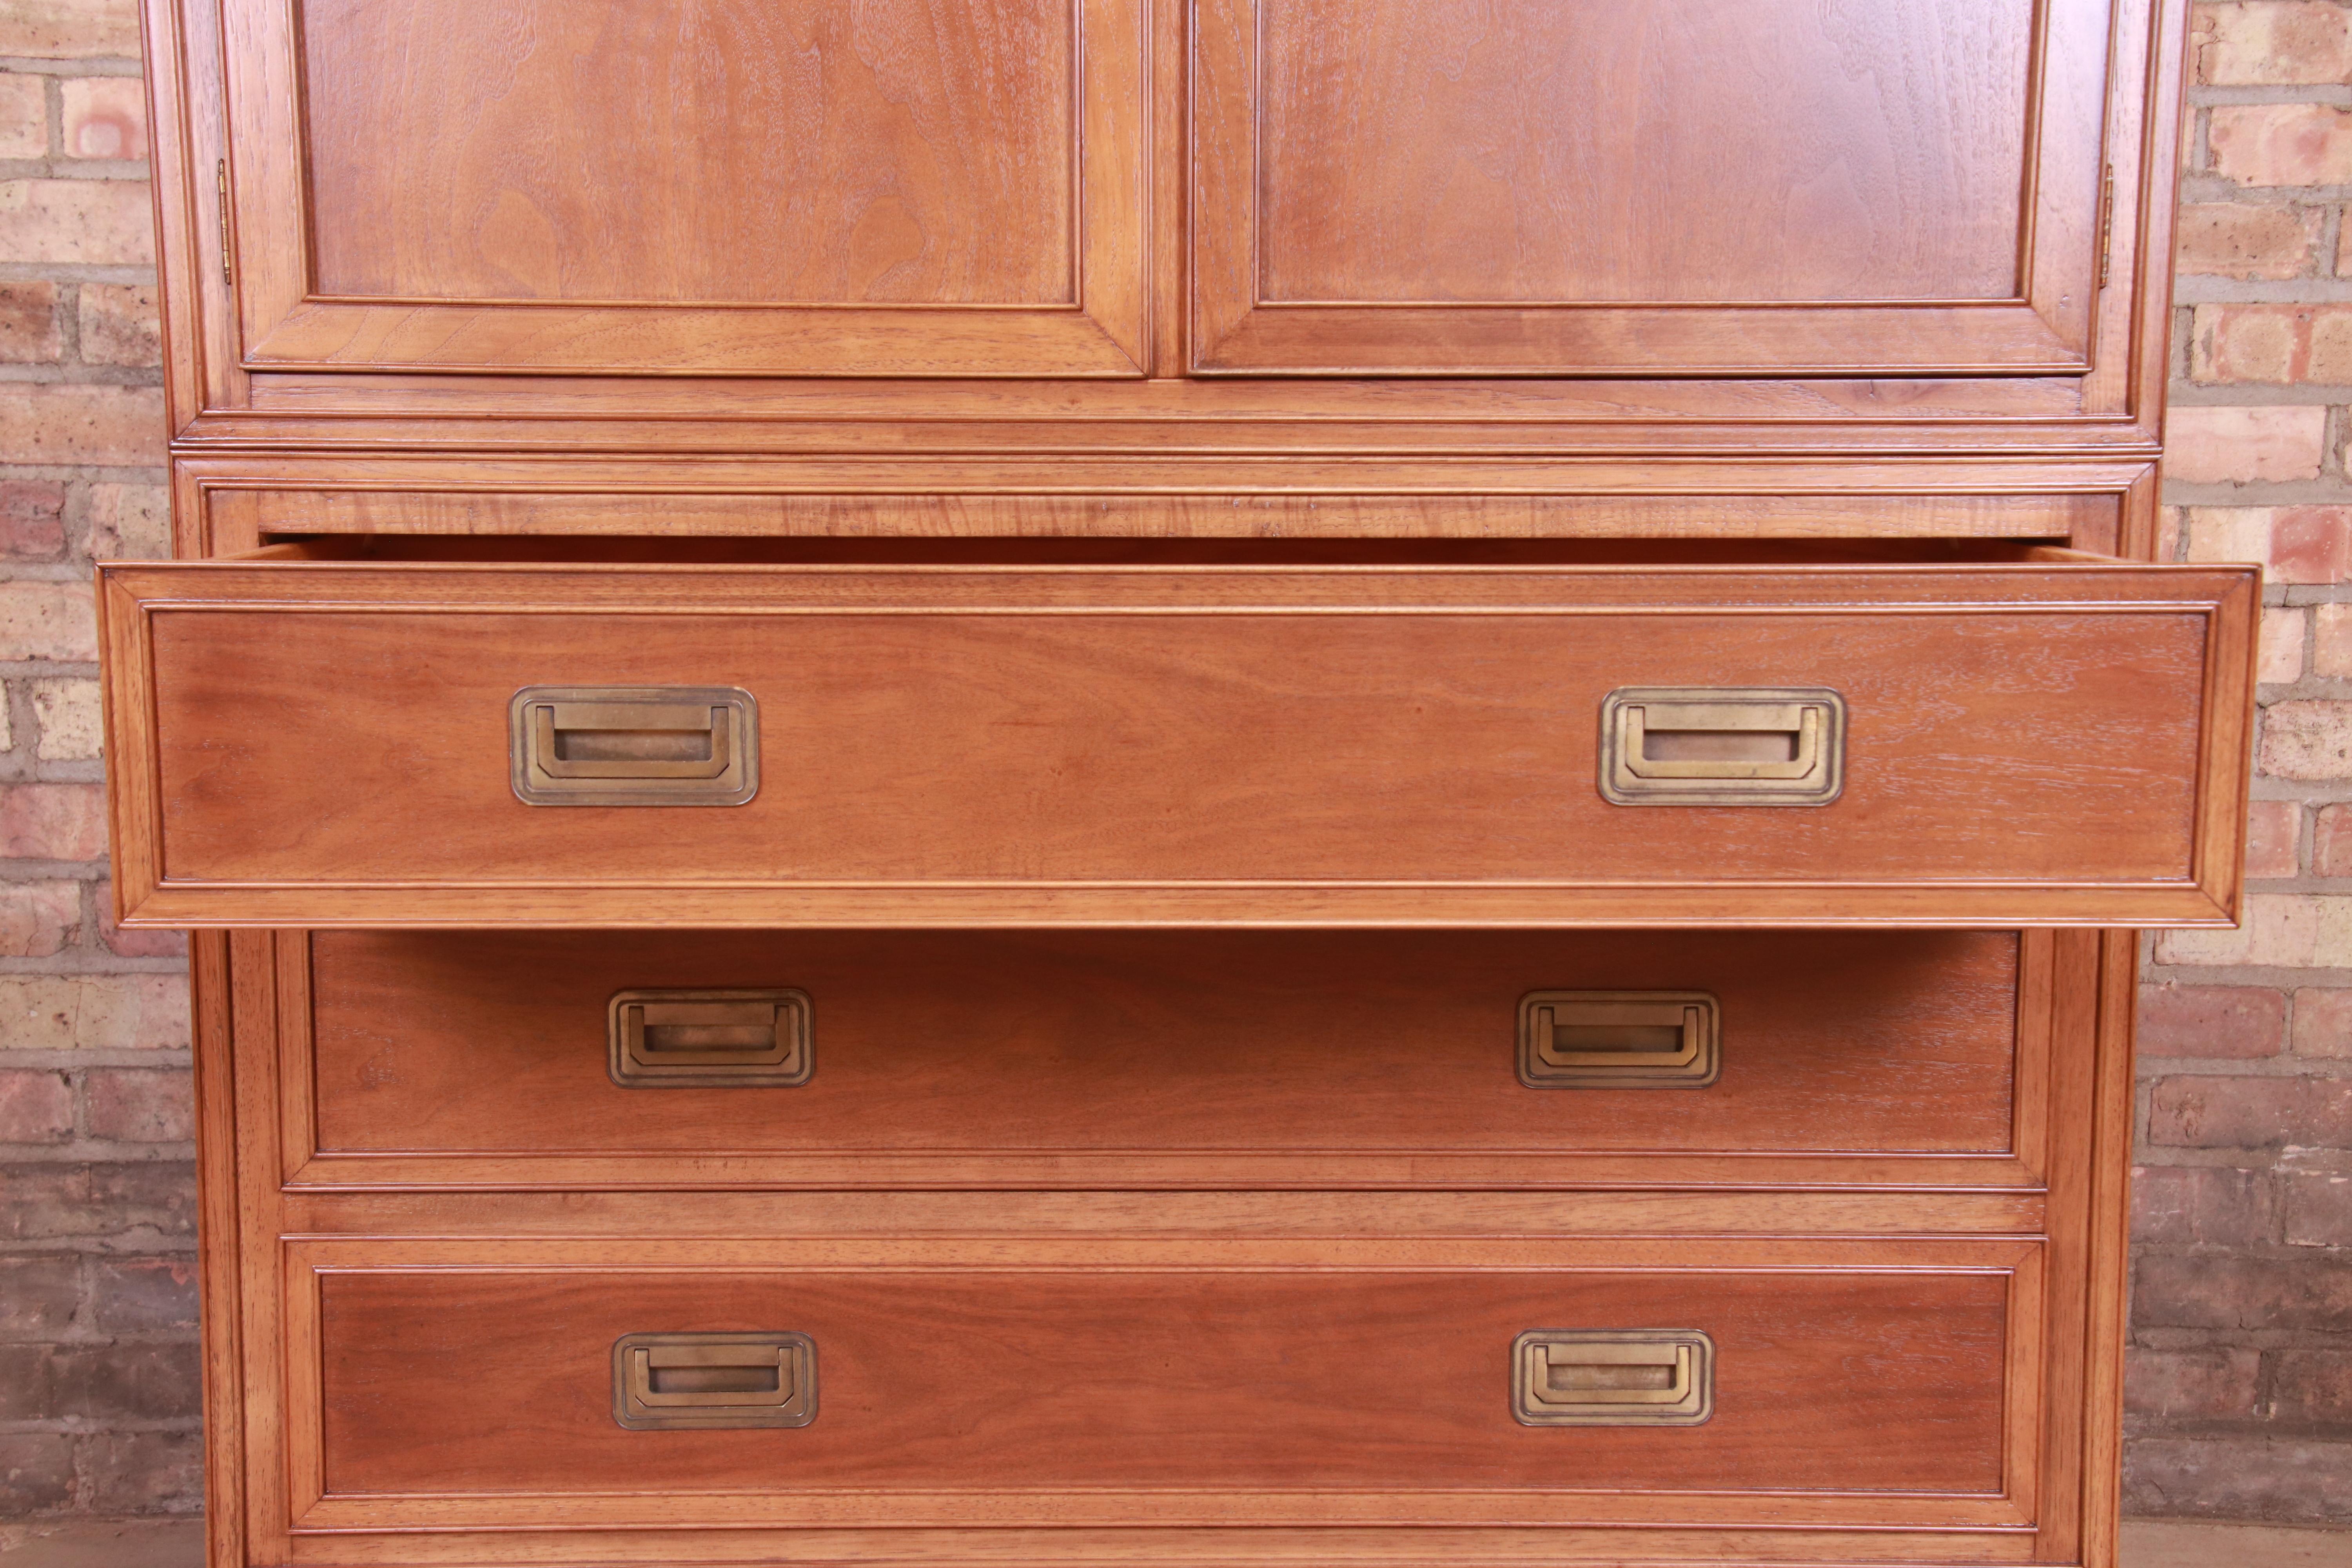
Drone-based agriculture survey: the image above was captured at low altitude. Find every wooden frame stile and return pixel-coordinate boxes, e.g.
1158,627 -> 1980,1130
190,931 -> 245,1568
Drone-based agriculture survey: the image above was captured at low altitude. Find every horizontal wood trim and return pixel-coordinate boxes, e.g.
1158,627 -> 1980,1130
1194,303 -> 2089,378
124,881 -> 2236,930
245,300 -> 1151,378
270,1524 -> 2043,1566
280,1157 -> 2053,1206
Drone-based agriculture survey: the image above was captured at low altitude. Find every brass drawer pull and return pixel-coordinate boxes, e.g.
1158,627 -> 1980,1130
1598,686 -> 1844,806
608,988 -> 811,1088
612,1332 -> 816,1430
1517,990 -> 1720,1087
1512,1330 -> 1714,1427
509,685 -> 758,806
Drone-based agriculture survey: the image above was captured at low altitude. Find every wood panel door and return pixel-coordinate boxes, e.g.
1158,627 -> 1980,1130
1192,0 -> 2114,376
220,0 -> 1146,376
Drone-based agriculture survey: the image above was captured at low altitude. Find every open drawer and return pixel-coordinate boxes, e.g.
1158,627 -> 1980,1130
96,541 -> 2256,927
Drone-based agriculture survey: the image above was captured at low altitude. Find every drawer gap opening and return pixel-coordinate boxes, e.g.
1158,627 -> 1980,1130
1552,1024 -> 1687,1055
646,1363 -> 781,1396
1641,729 -> 1800,764
553,728 -> 716,765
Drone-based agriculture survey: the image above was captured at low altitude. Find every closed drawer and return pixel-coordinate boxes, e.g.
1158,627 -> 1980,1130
284,928 -> 2047,1190
98,548 -> 2255,927
286,1237 -> 2038,1533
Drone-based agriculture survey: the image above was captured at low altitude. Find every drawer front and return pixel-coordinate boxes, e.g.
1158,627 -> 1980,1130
294,929 -> 2034,1188
291,1239 -> 2034,1530
100,560 -> 2255,927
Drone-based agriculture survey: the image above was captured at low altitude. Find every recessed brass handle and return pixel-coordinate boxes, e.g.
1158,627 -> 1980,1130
509,685 -> 758,806
1518,990 -> 1720,1087
612,1332 -> 816,1430
1512,1330 -> 1714,1427
1597,686 -> 1844,806
608,988 -> 811,1088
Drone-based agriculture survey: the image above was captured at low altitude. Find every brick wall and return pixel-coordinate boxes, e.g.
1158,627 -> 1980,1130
2136,0 -> 2352,1524
0,0 -> 192,1522
0,0 -> 2347,1534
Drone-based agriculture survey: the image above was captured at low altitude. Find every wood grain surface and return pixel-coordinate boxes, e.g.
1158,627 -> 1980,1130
102,557 -> 2254,926
224,0 -> 1146,376
303,0 -> 1075,307
1254,0 -> 2032,305
1191,0 -> 2112,374
303,928 -> 2021,1163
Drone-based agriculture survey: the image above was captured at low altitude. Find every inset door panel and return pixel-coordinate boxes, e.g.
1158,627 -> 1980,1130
290,928 -> 2035,1188
1194,0 -> 2112,375
225,0 -> 1145,375
286,1238 -> 2037,1530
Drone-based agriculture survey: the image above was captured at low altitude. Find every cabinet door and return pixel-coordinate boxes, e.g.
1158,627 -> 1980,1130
1193,0 -> 2110,377
223,0 -> 1145,376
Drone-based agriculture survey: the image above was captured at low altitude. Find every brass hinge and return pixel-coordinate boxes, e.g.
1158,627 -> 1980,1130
216,160 -> 232,285
2098,163 -> 2116,288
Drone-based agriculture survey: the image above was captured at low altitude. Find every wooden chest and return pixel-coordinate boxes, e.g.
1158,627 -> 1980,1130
120,2 -> 2227,1566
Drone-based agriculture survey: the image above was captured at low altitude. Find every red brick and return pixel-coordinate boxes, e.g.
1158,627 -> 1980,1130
2211,103 -> 2352,185
96,883 -> 183,958
2149,1075 -> 2352,1148
0,384 -> 165,466
2272,505 -> 2352,580
0,1433 -> 73,1514
0,1162 -> 194,1243
78,281 -> 158,367
0,176 -> 152,264
89,1256 -> 196,1331
87,481 -> 169,558
2123,1346 -> 2261,1418
0,478 -> 66,559
0,72 -> 45,160
0,1 -> 143,58
2191,303 -> 2307,382
2285,1172 -> 2352,1246
2260,699 -> 2352,779
0,976 -> 188,1051
2272,1349 -> 2352,1426
0,1254 -> 79,1336
0,879 -> 82,958
2247,799 -> 2302,877
83,1430 -> 204,1514
2134,1252 -> 2352,1330
2318,804 -> 2352,876
0,579 -> 97,660
2131,1164 -> 2278,1245
6,1341 -> 201,1421
2185,505 -> 2352,583
2152,893 -> 2352,969
2164,405 -> 2328,483
0,278 -> 60,362
83,1069 -> 193,1143
2123,1436 -> 2352,1522
2195,2 -> 2352,85
2138,984 -> 2288,1058
60,75 -> 145,161
0,1069 -> 72,1143
2294,987 -> 2352,1057
2319,603 -> 2352,677
0,782 -> 109,860
2178,202 -> 2321,278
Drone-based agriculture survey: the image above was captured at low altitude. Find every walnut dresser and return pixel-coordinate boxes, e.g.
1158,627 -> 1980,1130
101,4 -> 2256,1568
